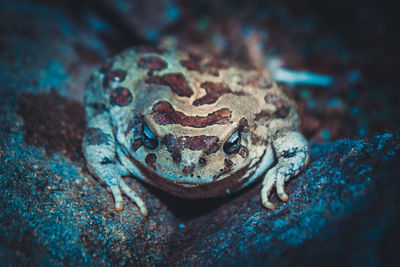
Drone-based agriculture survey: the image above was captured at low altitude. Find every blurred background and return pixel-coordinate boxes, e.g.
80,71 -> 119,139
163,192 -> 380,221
39,0 -> 400,140
2,0 -> 399,141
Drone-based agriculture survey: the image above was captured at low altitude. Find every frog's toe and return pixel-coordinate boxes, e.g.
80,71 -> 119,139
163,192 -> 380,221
260,131 -> 309,210
261,175 -> 276,210
102,173 -> 147,215
119,179 -> 148,217
276,176 -> 289,202
109,184 -> 123,211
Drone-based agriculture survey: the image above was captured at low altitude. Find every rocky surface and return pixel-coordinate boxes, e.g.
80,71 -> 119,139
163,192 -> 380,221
3,93 -> 400,265
1,0 -> 399,266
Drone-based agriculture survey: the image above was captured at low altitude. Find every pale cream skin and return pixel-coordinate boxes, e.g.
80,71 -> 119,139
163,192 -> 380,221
83,48 -> 309,216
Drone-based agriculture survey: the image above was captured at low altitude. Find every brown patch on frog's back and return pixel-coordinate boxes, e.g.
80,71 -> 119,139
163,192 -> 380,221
152,101 -> 231,128
103,69 -> 127,88
138,56 -> 167,71
203,59 -> 230,76
161,134 -> 220,163
145,153 -> 157,170
110,87 -> 133,106
180,59 -> 200,71
193,81 -> 246,106
145,73 -> 193,97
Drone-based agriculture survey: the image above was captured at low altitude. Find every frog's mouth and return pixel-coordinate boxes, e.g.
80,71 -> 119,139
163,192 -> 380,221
124,148 -> 271,199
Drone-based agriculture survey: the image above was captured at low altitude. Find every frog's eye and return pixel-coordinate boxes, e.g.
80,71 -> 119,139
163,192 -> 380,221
142,123 -> 158,149
223,129 -> 241,154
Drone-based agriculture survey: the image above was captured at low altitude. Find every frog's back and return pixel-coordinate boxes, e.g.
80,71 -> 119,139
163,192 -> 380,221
85,47 -> 298,131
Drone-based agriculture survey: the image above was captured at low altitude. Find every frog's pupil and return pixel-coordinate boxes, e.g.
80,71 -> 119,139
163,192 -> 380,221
223,129 -> 241,154
142,123 -> 158,149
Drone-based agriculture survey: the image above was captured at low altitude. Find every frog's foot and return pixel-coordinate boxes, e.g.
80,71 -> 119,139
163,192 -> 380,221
104,171 -> 148,216
261,131 -> 309,209
83,113 -> 147,216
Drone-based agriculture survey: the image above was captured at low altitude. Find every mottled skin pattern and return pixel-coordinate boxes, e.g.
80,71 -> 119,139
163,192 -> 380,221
83,48 -> 309,216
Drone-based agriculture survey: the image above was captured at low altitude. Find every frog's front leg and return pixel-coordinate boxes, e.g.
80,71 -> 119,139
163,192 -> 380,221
83,113 -> 148,216
261,131 -> 309,209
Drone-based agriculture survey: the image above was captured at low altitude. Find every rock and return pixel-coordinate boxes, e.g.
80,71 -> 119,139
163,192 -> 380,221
2,89 -> 400,265
1,1 -> 399,266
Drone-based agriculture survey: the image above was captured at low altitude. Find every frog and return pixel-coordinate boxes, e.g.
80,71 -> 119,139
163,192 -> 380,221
82,47 -> 309,216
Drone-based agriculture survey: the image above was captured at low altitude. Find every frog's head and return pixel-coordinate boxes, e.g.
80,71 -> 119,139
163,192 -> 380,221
121,80 -> 271,197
